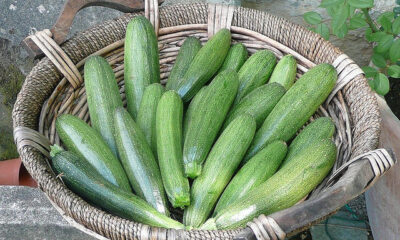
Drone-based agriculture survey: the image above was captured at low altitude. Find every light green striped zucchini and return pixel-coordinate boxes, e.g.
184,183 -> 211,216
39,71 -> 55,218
137,83 -> 165,157
183,114 -> 256,228
202,138 -> 336,230
213,140 -> 287,216
114,107 -> 169,216
156,91 -> 190,208
269,55 -> 297,90
234,50 -> 276,103
218,43 -> 248,73
166,37 -> 202,90
124,16 -> 160,119
183,70 -> 239,179
243,63 -> 337,162
84,55 -> 122,156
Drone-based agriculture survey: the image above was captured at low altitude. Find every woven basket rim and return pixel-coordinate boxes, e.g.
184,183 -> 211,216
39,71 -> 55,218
12,3 -> 381,239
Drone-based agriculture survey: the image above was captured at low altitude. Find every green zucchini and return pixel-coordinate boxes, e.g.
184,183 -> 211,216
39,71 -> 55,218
56,114 -> 131,192
114,107 -> 169,216
174,29 -> 231,102
202,138 -> 336,230
183,114 -> 256,228
50,146 -> 184,229
222,82 -> 286,130
182,86 -> 208,142
124,16 -> 160,119
243,63 -> 337,162
84,55 -> 122,157
282,117 -> 335,167
218,43 -> 248,73
166,37 -> 202,91
234,50 -> 276,104
183,70 -> 239,179
213,140 -> 287,216
137,83 -> 165,157
156,91 -> 190,208
269,55 -> 297,90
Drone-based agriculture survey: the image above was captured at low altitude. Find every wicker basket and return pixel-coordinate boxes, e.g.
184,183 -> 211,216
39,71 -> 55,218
12,1 -> 396,239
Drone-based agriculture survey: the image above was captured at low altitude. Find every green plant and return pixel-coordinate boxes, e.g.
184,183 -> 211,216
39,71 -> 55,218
304,0 -> 400,95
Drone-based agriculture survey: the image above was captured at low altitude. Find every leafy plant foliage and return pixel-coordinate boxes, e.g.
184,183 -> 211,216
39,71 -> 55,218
304,0 -> 400,96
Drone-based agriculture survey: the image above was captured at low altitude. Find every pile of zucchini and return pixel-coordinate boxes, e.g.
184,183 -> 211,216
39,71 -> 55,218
51,16 -> 338,230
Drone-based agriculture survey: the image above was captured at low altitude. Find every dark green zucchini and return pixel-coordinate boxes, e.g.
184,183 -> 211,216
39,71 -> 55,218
166,37 -> 202,91
137,83 -> 165,157
84,55 -> 123,156
50,146 -> 183,229
56,114 -> 131,192
174,29 -> 231,102
114,107 -> 169,216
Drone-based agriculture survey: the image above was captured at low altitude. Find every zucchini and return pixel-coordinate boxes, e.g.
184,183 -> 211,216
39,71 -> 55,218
234,50 -> 276,104
50,146 -> 184,229
114,107 -> 169,216
269,55 -> 297,90
182,86 -> 208,142
222,83 -> 286,130
203,138 -> 336,230
243,63 -> 337,162
124,16 -> 160,119
213,140 -> 287,216
156,91 -> 190,208
166,37 -> 202,91
137,83 -> 165,157
84,55 -> 122,157
183,114 -> 256,228
56,114 -> 131,192
218,43 -> 248,73
183,70 -> 239,179
174,29 -> 231,102
282,117 -> 335,167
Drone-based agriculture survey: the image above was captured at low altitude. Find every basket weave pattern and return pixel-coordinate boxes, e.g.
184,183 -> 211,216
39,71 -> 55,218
12,3 -> 385,240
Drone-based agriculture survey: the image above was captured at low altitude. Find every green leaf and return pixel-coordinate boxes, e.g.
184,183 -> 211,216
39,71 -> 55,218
320,0 -> 345,8
389,39 -> 400,62
373,73 -> 390,95
349,15 -> 368,29
369,32 -> 389,42
362,66 -> 378,78
397,0 -> 400,5
375,35 -> 394,53
377,12 -> 394,32
304,12 -> 322,25
331,4 -> 350,33
368,79 -> 376,89
393,17 -> 400,34
365,28 -> 373,41
388,65 -> 400,78
372,53 -> 387,68
348,0 -> 374,9
334,24 -> 348,38
316,23 -> 330,40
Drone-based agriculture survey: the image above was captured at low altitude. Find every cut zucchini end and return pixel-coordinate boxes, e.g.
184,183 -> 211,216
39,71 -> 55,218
50,144 -> 64,158
171,193 -> 191,209
184,162 -> 202,179
199,218 -> 217,230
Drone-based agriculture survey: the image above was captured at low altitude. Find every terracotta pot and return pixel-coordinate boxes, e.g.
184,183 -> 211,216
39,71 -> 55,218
0,158 -> 37,187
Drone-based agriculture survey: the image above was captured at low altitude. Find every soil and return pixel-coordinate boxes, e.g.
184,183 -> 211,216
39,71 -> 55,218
385,78 -> 400,119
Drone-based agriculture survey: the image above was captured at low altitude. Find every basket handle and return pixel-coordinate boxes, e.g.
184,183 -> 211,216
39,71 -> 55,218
22,0 -> 164,57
